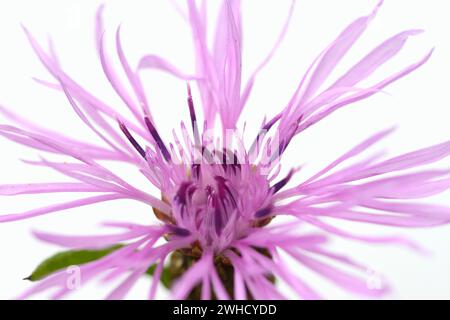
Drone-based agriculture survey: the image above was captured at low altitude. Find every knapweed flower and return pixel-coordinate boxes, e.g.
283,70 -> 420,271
1,0 -> 449,300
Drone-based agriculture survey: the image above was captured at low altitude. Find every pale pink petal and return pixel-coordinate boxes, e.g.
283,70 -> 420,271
138,55 -> 199,80
299,1 -> 382,103
287,249 -> 389,297
32,226 -> 162,249
0,194 -> 126,222
0,183 -> 99,195
329,30 -> 423,90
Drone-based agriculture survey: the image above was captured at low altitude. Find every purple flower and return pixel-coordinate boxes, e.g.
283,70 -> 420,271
0,0 -> 449,299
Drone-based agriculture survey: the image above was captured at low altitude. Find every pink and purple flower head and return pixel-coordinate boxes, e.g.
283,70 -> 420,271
1,0 -> 449,299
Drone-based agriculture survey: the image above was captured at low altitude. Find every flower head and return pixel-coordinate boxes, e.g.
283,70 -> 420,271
1,0 -> 449,300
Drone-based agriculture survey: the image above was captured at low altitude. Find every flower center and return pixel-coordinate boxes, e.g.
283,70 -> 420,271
151,156 -> 272,252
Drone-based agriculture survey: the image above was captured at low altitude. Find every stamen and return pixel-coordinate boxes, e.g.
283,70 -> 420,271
173,181 -> 196,218
118,120 -> 147,159
167,225 -> 191,237
191,164 -> 201,179
218,149 -> 240,174
187,83 -> 201,145
268,115 -> 303,164
201,146 -> 215,164
204,185 -> 225,236
174,182 -> 191,205
215,176 -> 237,208
280,115 -> 303,155
271,169 -> 294,194
249,113 -> 282,154
144,116 -> 171,162
212,196 -> 224,235
254,205 -> 273,218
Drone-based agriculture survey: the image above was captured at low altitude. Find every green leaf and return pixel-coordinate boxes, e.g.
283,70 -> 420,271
26,244 -> 174,289
25,244 -> 123,281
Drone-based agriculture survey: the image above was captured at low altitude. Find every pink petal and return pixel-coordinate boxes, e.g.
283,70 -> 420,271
32,226 -> 161,249
0,183 -> 99,195
138,55 -> 199,80
329,30 -> 423,90
0,194 -> 126,222
299,0 -> 382,103
287,249 -> 389,297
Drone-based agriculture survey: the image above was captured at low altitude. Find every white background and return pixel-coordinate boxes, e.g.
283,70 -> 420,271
0,0 -> 450,299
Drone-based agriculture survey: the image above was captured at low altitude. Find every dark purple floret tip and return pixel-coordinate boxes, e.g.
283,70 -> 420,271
118,120 -> 147,159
